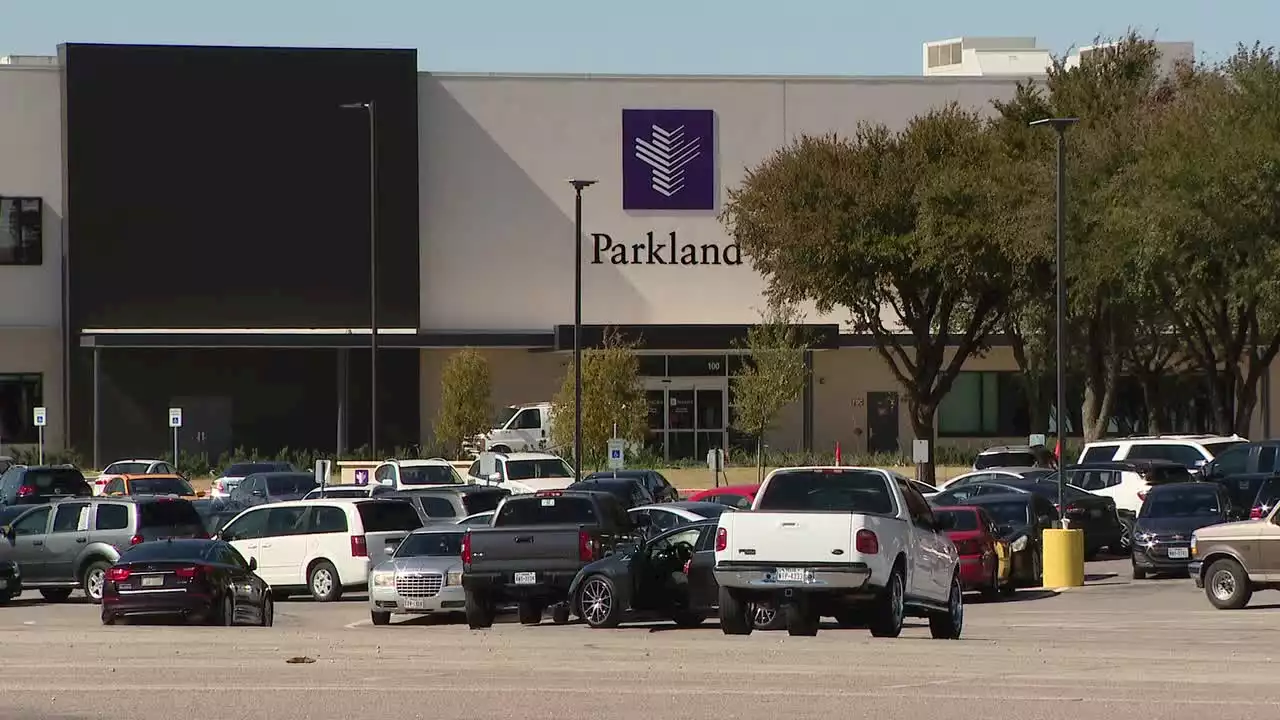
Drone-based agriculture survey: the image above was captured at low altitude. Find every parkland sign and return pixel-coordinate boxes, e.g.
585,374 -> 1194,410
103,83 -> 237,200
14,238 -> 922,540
590,231 -> 742,266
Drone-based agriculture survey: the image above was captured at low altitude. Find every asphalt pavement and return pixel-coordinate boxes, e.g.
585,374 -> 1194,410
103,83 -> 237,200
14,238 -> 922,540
2,558 -> 1279,720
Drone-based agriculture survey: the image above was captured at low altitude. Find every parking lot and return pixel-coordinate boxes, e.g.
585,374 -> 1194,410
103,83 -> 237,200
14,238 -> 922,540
0,559 -> 1276,720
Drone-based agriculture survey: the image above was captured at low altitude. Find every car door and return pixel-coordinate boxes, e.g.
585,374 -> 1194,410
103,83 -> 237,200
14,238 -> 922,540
509,408 -> 544,451
897,480 -> 939,599
7,506 -> 52,580
260,505 -> 310,586
219,507 -> 268,577
637,526 -> 702,611
43,501 -> 91,582
210,541 -> 266,624
685,524 -> 718,610
908,485 -> 951,601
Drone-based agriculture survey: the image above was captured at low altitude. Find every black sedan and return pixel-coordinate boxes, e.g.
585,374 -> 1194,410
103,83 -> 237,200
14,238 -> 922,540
1132,482 -> 1233,579
582,469 -> 679,503
960,493 -> 1059,589
101,538 -> 272,627
0,559 -> 20,603
566,476 -> 656,509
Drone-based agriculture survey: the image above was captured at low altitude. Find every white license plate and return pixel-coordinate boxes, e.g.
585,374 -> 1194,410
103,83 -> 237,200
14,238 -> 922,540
775,568 -> 808,583
513,572 -> 536,585
402,598 -> 428,610
142,576 -> 163,587
1167,547 -> 1190,559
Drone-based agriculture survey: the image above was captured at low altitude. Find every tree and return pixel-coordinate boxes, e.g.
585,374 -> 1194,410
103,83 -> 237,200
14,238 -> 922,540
549,330 -> 648,472
731,304 -> 809,482
433,349 -> 493,460
721,105 -> 1026,484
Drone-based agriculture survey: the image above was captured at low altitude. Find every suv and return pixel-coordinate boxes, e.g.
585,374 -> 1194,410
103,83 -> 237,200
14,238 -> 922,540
1200,440 -> 1280,512
226,471 -> 318,510
0,465 -> 93,506
1077,435 -> 1248,469
372,458 -> 466,490
973,445 -> 1056,470
0,496 -> 206,602
466,452 -> 576,495
386,486 -> 510,524
1055,460 -> 1193,514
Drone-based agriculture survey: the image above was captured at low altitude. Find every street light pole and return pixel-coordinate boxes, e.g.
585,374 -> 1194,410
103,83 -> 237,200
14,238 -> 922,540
1030,116 -> 1079,524
568,178 -> 598,480
342,101 -> 378,455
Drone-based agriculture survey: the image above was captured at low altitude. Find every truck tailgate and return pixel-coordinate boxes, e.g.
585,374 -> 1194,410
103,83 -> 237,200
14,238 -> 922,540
723,512 -> 854,564
469,527 -> 582,573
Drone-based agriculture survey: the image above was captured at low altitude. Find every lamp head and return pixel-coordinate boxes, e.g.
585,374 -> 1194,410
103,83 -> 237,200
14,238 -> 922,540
567,178 -> 599,190
1028,117 -> 1080,131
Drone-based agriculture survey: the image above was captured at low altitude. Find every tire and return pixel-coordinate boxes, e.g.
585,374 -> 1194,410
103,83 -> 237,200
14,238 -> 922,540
517,601 -> 543,626
370,610 -> 391,626
980,566 -> 1000,600
784,602 -> 819,637
577,575 -> 623,629
928,575 -> 964,640
718,586 -> 753,635
1205,558 -> 1252,610
750,602 -> 785,631
868,567 -> 906,638
260,595 -> 274,627
0,591 -> 11,605
82,561 -> 111,605
464,588 -> 495,629
39,588 -> 73,603
999,583 -> 1016,598
210,594 -> 235,626
671,610 -> 706,628
551,604 -> 571,625
307,561 -> 342,603
1132,565 -> 1147,580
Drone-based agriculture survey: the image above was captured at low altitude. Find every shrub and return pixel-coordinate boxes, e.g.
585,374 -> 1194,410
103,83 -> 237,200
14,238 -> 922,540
433,349 -> 493,460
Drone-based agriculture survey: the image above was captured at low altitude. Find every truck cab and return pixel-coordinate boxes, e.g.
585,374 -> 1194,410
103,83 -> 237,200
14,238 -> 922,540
478,402 -> 553,454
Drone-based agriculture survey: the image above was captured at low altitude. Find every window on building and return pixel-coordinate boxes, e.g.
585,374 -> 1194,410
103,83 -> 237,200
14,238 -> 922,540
0,374 -> 43,443
938,371 -> 1036,437
0,197 -> 42,266
928,42 -> 963,68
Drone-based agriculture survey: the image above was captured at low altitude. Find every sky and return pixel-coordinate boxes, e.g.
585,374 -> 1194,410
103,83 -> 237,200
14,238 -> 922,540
1,0 -> 1276,76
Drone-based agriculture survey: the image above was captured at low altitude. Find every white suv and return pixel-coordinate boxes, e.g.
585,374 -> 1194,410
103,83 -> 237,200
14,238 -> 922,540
372,458 -> 466,490
1077,435 -> 1248,469
466,452 -> 575,494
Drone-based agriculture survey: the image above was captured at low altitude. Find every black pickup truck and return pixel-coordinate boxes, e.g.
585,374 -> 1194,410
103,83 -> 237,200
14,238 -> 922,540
461,489 -> 634,628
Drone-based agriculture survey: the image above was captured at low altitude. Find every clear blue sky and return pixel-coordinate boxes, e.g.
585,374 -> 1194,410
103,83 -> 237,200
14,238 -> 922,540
2,0 -> 1274,75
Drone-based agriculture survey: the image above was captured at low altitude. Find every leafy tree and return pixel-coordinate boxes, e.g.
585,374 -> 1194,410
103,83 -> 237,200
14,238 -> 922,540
549,330 -> 648,472
731,304 -> 809,482
433,349 -> 492,460
721,105 -> 1026,484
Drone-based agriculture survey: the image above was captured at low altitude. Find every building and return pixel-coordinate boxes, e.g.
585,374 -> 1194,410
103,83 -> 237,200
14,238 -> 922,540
0,40 -> 1263,468
922,36 -> 1194,77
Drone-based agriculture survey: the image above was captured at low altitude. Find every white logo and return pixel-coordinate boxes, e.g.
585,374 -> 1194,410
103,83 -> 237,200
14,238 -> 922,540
634,124 -> 701,197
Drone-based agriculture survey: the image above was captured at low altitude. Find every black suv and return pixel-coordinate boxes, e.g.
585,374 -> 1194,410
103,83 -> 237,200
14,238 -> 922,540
0,465 -> 93,506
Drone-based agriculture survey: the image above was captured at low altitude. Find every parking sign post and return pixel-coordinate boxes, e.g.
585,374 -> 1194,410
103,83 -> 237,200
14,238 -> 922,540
169,408 -> 182,466
32,406 -> 46,464
607,438 -> 626,476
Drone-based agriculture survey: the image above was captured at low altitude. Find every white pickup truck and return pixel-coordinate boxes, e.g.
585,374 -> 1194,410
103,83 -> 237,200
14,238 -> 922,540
714,466 -> 962,638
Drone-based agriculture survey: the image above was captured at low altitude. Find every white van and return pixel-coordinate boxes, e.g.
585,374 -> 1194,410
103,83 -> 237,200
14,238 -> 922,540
216,498 -> 423,602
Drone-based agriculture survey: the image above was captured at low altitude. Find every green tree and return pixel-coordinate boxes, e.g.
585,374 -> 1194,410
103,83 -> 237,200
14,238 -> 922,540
549,330 -> 648,472
731,304 -> 810,482
721,105 -> 1025,485
433,349 -> 492,460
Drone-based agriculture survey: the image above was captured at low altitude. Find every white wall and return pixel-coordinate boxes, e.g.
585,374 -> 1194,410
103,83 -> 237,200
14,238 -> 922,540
0,66 -> 62,329
418,73 -> 1021,332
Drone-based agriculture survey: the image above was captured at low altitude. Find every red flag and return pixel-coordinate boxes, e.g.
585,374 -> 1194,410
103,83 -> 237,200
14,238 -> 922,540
1054,439 -> 1062,458
835,442 -> 842,466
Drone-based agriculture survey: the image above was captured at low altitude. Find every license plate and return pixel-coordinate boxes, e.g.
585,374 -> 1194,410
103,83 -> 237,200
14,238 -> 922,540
513,572 -> 536,585
142,576 -> 163,587
402,598 -> 428,610
775,568 -> 808,583
1168,547 -> 1190,559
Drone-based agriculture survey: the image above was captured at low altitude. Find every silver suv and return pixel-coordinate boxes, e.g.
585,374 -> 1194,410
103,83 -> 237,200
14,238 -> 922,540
0,497 -> 206,603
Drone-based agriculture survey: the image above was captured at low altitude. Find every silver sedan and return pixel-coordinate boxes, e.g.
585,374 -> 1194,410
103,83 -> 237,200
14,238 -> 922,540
368,528 -> 467,625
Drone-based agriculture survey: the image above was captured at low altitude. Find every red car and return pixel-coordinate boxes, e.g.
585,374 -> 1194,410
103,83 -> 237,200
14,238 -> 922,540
687,484 -> 759,509
931,505 -> 1010,598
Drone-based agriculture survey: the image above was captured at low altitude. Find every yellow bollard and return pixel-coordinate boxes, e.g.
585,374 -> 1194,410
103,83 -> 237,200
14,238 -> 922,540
1041,528 -> 1085,588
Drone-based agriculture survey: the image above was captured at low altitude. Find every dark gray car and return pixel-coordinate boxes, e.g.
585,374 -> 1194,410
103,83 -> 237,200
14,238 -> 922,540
227,472 -> 318,510
387,486 -> 509,524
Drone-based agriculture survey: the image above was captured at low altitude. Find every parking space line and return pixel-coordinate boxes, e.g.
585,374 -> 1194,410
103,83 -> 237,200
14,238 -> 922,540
344,619 -> 370,629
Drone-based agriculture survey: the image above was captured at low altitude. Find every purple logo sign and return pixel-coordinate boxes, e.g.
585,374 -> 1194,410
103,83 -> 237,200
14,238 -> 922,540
353,469 -> 369,486
622,109 -> 716,211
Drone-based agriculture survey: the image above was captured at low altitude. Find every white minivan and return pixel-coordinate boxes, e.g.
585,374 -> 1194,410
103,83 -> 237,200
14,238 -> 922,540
216,499 -> 423,601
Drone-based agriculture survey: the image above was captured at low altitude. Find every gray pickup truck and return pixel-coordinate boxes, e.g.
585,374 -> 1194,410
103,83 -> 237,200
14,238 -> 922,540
460,490 -> 634,628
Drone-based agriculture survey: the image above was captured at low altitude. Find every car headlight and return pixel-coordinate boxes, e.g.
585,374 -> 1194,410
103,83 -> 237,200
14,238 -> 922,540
372,571 -> 394,588
446,570 -> 463,586
1009,536 -> 1028,553
1190,536 -> 1198,558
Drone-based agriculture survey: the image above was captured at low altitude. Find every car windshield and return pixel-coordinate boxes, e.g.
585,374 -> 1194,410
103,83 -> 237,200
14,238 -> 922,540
457,512 -> 493,526
974,452 -> 1038,470
505,459 -> 573,481
460,492 -> 505,515
356,502 -> 424,532
129,477 -> 194,495
494,496 -> 597,525
1202,440 -> 1248,458
224,463 -> 288,477
976,501 -> 1030,528
1027,479 -> 1092,501
1140,487 -> 1224,518
755,470 -> 894,514
934,509 -> 980,531
26,468 -> 88,494
395,532 -> 464,558
266,474 -> 318,495
400,465 -> 462,486
119,540 -> 211,563
104,462 -> 151,474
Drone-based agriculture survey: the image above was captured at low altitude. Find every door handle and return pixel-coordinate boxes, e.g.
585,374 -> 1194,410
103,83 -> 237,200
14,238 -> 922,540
75,538 -> 87,544
514,536 -> 534,543
261,543 -> 273,548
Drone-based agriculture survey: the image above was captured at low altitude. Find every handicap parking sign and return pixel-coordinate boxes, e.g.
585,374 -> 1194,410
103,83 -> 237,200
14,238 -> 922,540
607,439 -> 625,470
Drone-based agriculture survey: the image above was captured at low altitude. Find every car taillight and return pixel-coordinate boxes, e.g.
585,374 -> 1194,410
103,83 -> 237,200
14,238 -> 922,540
129,534 -> 144,546
16,486 -> 32,497
715,527 -> 727,552
1138,489 -> 1148,501
953,539 -> 982,555
1064,504 -> 1081,514
105,567 -> 130,582
350,535 -> 367,557
1250,506 -> 1263,520
174,566 -> 209,580
855,528 -> 879,554
461,533 -> 472,566
682,559 -> 691,574
578,530 -> 596,563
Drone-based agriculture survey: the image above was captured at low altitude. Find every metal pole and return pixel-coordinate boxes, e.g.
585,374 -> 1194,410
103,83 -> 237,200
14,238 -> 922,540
367,100 -> 379,457
38,426 -> 43,465
1054,126 -> 1068,524
573,185 -> 584,481
92,346 -> 101,470
172,426 -> 179,468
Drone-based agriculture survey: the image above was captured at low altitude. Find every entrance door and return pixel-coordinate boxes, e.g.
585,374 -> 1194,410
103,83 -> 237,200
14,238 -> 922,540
170,396 -> 233,462
866,391 -> 900,455
644,378 -> 727,462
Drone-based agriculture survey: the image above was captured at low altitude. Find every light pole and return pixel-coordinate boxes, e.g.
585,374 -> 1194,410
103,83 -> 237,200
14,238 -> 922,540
1030,116 -> 1079,522
568,178 -> 598,480
342,100 -> 378,455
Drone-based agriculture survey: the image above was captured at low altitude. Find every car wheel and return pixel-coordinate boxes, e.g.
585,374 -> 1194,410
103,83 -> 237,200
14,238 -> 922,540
929,574 -> 964,640
1132,564 -> 1147,580
1205,558 -> 1252,610
82,561 -> 111,605
750,602 -> 785,630
784,601 -> 820,636
370,610 -> 391,626
577,575 -> 622,629
39,588 -> 73,603
209,594 -> 235,626
0,591 -> 11,605
464,588 -> 495,629
868,567 -> 906,638
260,594 -> 274,627
517,601 -> 544,626
307,561 -> 342,602
718,587 -> 753,635
980,566 -> 1000,600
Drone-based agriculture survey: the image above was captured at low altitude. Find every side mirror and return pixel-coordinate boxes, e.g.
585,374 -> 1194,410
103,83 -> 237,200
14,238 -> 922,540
247,557 -> 257,571
0,525 -> 11,539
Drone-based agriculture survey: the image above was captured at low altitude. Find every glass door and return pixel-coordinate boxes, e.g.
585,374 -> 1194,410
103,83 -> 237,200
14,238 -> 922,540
645,378 -> 728,461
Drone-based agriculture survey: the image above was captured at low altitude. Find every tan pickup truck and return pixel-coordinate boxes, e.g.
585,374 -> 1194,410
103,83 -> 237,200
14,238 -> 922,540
1189,507 -> 1280,609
